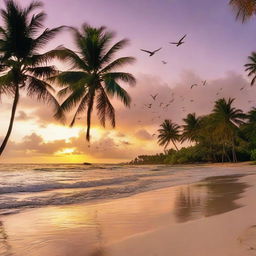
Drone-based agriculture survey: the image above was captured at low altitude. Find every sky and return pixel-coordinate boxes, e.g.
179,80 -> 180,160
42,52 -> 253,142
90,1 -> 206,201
1,0 -> 256,163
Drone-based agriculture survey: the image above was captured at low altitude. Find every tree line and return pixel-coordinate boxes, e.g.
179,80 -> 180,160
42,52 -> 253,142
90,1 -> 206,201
131,98 -> 256,164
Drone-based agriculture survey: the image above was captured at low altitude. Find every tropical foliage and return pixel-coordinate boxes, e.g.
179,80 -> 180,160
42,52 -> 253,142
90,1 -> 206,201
131,97 -> 256,165
0,0 -> 63,155
49,24 -> 136,141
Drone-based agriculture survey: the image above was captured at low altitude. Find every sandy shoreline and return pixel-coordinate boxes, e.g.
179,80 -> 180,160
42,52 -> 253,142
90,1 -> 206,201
109,174 -> 256,256
0,164 -> 256,256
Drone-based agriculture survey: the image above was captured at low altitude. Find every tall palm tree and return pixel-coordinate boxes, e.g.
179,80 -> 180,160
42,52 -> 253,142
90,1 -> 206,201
49,24 -> 136,141
245,52 -> 256,85
212,98 -> 245,162
229,0 -> 256,22
157,119 -> 180,151
0,0 -> 63,155
181,113 -> 202,143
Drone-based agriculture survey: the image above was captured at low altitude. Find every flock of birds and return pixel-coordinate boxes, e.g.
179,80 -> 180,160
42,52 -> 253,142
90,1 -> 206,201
133,33 -> 255,137
140,35 -> 208,89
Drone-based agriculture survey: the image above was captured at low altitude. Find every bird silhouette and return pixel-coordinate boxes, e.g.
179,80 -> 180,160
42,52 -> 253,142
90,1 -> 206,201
190,84 -> 198,89
140,48 -> 162,56
150,94 -> 158,100
170,34 -> 186,47
162,61 -> 167,64
145,103 -> 152,109
202,80 -> 207,86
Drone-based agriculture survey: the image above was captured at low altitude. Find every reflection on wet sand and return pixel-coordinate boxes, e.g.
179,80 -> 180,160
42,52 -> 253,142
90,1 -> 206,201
174,175 -> 249,223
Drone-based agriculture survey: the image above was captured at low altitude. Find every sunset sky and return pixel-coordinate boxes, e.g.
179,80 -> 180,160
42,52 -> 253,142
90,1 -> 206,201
1,0 -> 256,163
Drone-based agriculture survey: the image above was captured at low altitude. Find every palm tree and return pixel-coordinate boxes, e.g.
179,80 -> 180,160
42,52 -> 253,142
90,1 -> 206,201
229,0 -> 256,22
0,0 -> 63,155
157,119 -> 180,151
49,24 -> 136,141
181,113 -> 202,143
212,98 -> 245,162
245,52 -> 256,85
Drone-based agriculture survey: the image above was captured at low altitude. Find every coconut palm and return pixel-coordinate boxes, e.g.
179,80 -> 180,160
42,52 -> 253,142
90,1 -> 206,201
157,119 -> 180,151
181,113 -> 202,143
229,0 -> 256,22
245,52 -> 256,85
49,24 -> 136,141
212,98 -> 245,162
0,0 -> 63,155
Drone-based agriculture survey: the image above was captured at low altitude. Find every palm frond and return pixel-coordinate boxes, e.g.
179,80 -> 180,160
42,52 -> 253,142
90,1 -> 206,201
104,78 -> 131,106
100,57 -> 135,73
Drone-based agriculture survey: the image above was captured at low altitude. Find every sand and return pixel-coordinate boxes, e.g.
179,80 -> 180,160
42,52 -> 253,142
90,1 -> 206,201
109,174 -> 256,256
1,165 -> 256,256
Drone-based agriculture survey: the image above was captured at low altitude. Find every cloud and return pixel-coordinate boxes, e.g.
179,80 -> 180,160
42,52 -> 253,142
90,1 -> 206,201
16,111 -> 33,121
135,129 -> 153,140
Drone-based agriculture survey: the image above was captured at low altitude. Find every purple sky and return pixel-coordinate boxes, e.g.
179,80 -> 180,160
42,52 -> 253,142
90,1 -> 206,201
2,0 -> 256,163
18,0 -> 256,83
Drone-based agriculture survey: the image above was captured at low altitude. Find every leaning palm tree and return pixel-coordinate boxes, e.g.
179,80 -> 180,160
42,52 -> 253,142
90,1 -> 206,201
181,113 -> 202,143
0,0 -> 63,155
212,98 -> 245,162
157,119 -> 180,151
229,0 -> 256,22
245,52 -> 256,85
49,24 -> 136,141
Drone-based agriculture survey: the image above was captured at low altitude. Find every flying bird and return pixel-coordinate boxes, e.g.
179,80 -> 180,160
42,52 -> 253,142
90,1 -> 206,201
140,48 -> 162,56
145,103 -> 152,109
162,61 -> 167,64
190,84 -> 198,89
170,34 -> 187,47
150,94 -> 158,100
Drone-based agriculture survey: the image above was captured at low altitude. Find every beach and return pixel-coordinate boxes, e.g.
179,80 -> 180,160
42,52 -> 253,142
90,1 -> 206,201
0,163 -> 255,255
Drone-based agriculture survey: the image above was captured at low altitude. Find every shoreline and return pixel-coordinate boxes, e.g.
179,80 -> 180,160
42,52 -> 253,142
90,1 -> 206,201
0,162 -> 255,217
0,166 -> 255,255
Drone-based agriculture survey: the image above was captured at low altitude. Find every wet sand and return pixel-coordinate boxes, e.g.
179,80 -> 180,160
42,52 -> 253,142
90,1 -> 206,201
0,168 -> 255,256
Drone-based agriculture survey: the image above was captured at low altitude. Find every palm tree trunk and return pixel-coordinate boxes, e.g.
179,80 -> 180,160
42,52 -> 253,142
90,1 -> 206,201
0,85 -> 19,156
232,138 -> 237,163
172,140 -> 179,151
86,96 -> 94,142
222,144 -> 225,163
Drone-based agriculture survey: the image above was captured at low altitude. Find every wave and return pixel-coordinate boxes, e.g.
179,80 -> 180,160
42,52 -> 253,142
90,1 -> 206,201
0,175 -> 142,194
0,180 -> 152,211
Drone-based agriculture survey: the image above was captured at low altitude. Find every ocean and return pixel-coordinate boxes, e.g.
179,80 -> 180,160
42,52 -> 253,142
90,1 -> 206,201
0,163 -> 255,215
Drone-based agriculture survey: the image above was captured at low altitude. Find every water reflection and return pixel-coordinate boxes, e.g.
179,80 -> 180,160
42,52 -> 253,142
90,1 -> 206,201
174,175 -> 249,223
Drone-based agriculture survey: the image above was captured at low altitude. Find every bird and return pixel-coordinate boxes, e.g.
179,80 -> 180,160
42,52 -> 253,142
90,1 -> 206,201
190,84 -> 198,89
165,104 -> 170,108
145,103 -> 152,109
240,87 -> 245,91
202,80 -> 207,86
140,48 -> 162,56
170,34 -> 187,47
162,61 -> 167,64
150,94 -> 158,100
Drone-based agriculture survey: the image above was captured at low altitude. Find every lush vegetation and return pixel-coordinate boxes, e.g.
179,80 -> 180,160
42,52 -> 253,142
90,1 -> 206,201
130,98 -> 256,165
0,0 -> 135,155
